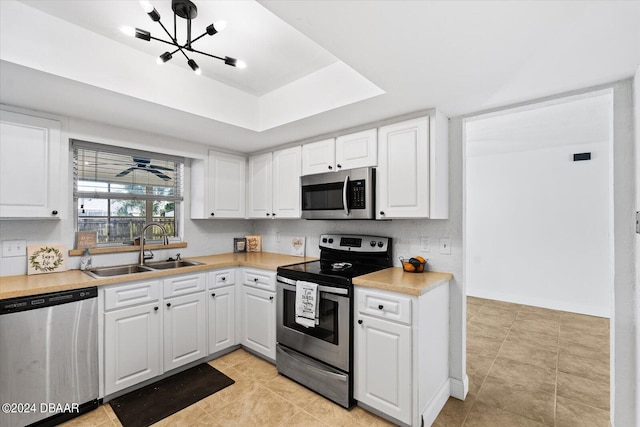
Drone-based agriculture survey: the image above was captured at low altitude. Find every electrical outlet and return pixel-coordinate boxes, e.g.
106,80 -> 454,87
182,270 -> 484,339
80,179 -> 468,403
636,211 -> 640,234
2,240 -> 26,258
439,238 -> 451,255
420,237 -> 431,253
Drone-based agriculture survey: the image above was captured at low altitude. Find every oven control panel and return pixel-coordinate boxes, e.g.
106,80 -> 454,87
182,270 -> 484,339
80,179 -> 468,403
319,234 -> 390,253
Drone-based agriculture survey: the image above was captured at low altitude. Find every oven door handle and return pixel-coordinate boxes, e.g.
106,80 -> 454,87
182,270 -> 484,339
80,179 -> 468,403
276,276 -> 349,296
342,175 -> 350,216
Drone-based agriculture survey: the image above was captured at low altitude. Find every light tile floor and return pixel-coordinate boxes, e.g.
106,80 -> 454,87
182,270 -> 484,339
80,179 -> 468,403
63,296 -> 610,426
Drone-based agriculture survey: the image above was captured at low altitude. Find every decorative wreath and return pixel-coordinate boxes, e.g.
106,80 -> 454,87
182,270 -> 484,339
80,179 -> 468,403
29,247 -> 63,272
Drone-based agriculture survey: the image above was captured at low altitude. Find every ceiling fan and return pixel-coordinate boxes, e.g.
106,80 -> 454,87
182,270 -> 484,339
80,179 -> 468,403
116,157 -> 173,181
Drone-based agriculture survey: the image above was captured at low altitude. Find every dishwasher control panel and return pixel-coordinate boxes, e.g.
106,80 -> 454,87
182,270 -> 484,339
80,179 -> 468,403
0,287 -> 98,315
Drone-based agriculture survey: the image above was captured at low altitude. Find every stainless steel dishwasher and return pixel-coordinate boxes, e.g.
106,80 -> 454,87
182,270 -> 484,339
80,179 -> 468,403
0,287 -> 99,427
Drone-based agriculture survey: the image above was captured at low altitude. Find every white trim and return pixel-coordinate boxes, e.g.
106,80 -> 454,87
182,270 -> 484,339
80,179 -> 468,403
421,379 -> 452,427
449,375 -> 468,400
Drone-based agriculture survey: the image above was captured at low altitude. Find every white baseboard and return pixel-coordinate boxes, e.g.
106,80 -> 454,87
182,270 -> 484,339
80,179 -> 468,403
421,379 -> 451,427
466,288 -> 610,318
449,375 -> 468,400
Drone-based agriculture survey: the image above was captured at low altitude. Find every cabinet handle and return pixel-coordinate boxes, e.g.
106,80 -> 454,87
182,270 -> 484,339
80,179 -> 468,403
210,212 -> 215,217
166,303 -> 171,308
211,293 -> 216,297
357,319 -> 363,325
266,213 -> 270,216
154,306 -> 159,311
272,213 -> 276,217
379,211 -> 385,216
254,278 -> 259,282
269,296 -> 274,301
51,210 -> 58,215
378,304 -> 384,310
336,164 -> 342,169
221,277 -> 226,281
328,165 -> 333,170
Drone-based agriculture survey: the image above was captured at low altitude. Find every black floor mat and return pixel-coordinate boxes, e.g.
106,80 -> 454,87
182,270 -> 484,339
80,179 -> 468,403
109,364 -> 234,427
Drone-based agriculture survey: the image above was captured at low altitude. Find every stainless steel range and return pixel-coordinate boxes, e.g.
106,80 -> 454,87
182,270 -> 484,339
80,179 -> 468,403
276,234 -> 392,408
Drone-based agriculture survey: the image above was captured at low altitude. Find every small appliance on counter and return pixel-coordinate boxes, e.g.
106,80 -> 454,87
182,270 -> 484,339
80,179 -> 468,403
275,234 -> 392,408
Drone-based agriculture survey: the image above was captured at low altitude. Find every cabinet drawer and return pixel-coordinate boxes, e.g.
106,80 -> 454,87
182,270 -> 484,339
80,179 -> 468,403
242,268 -> 276,292
163,273 -> 206,298
355,287 -> 412,325
104,280 -> 160,311
208,269 -> 236,289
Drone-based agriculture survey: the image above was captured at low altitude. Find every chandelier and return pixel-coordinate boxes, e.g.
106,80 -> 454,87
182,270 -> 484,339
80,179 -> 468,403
121,0 -> 246,75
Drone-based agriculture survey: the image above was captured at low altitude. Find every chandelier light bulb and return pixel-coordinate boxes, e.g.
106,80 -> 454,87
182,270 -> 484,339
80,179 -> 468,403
236,60 -> 247,69
120,26 -> 136,37
214,20 -> 227,32
139,1 -> 154,13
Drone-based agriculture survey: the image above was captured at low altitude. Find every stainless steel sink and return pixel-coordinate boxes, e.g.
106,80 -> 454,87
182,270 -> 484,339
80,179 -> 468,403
144,260 -> 203,270
84,264 -> 155,278
83,259 -> 203,278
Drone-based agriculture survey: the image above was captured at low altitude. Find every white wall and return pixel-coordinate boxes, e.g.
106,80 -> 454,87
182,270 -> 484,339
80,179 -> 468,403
464,90 -> 613,317
0,111 -> 253,276
633,65 -> 640,427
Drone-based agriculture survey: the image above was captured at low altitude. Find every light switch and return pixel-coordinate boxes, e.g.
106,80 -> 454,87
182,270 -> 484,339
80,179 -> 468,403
439,238 -> 451,255
420,237 -> 431,253
2,240 -> 27,258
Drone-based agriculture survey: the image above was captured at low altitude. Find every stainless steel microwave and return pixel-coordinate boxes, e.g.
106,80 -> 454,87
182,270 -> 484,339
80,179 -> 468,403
301,167 -> 375,219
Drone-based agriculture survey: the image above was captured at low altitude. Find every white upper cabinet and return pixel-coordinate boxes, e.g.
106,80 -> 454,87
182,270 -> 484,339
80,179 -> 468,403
301,138 -> 336,175
335,129 -> 377,171
376,113 -> 448,219
0,110 -> 66,219
301,130 -> 377,176
247,152 -> 273,218
248,146 -> 301,219
191,150 -> 246,219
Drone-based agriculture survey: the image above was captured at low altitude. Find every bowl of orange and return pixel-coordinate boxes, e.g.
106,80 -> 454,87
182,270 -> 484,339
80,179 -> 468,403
400,256 -> 426,273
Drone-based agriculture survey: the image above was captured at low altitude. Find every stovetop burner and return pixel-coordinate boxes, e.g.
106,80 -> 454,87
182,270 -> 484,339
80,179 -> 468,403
330,262 -> 352,271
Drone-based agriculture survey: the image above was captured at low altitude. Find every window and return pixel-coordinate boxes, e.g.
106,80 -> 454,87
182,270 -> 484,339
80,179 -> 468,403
73,140 -> 184,245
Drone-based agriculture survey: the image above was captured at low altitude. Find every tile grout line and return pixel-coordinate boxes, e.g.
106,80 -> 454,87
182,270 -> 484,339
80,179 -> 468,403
460,302 -> 522,426
553,314 -> 561,427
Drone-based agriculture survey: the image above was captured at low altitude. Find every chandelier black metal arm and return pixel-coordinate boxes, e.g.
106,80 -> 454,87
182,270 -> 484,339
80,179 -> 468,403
123,0 -> 245,74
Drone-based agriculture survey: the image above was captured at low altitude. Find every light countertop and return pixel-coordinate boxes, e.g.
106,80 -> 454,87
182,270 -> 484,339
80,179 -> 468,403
353,268 -> 453,296
0,252 -> 452,299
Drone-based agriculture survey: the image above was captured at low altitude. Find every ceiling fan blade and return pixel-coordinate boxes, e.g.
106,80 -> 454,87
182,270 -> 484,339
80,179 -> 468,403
148,164 -> 174,171
149,169 -> 172,181
116,167 -> 136,177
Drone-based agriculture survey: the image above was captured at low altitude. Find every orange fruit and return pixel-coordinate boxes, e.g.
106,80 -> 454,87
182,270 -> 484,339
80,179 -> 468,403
415,256 -> 425,263
403,262 -> 416,272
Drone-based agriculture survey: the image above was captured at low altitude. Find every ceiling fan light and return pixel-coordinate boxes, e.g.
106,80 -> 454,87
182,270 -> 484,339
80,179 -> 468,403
188,59 -> 201,75
158,51 -> 173,64
224,56 -> 237,67
134,28 -> 151,41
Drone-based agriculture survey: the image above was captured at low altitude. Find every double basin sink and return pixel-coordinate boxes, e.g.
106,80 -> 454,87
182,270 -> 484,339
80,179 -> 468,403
84,260 -> 203,279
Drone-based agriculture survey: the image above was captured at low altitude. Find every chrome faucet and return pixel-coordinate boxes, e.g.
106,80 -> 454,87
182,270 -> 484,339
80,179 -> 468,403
139,222 -> 168,266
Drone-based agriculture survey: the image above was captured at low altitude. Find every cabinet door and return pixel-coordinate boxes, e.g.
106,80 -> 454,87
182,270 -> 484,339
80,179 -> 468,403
247,152 -> 273,218
335,129 -> 377,171
272,146 -> 301,218
354,314 -> 412,425
301,138 -> 335,175
377,117 -> 430,219
163,292 -> 207,371
0,110 -> 64,219
208,285 -> 236,354
104,303 -> 162,395
208,151 -> 246,218
240,286 -> 276,360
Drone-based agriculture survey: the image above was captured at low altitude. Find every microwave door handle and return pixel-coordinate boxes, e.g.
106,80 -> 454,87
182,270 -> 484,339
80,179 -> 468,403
342,175 -> 350,216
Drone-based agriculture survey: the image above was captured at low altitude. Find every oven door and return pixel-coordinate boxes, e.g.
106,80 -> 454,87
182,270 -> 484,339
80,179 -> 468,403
276,278 -> 350,372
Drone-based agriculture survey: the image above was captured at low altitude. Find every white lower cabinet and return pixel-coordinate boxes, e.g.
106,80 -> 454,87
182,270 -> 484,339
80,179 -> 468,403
104,301 -> 162,396
102,272 -> 207,396
354,284 -> 451,427
163,291 -> 207,371
207,268 -> 237,354
240,268 -> 276,360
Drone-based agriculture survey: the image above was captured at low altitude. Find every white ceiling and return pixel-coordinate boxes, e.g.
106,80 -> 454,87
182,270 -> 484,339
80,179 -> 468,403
0,0 -> 639,154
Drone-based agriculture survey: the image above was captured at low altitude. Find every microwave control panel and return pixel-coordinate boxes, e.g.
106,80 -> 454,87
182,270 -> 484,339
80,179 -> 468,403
349,180 -> 366,209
